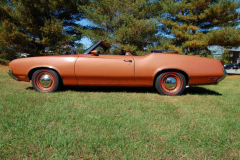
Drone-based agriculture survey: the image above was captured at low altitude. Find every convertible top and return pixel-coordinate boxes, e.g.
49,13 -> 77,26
151,50 -> 178,54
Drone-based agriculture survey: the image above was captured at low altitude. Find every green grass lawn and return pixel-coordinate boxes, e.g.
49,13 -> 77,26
0,65 -> 240,159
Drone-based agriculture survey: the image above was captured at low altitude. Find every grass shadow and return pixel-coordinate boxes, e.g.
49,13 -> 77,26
26,86 -> 156,93
184,87 -> 222,96
62,86 -> 156,94
27,86 -> 221,95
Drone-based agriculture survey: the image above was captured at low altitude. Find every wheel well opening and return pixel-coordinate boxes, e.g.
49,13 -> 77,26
28,67 -> 63,85
153,69 -> 189,86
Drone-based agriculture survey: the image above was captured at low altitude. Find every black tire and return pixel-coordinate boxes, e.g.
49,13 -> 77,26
155,72 -> 186,96
32,69 -> 60,92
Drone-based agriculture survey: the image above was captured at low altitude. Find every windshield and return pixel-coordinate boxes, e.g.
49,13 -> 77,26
80,41 -> 102,55
80,41 -> 110,55
79,43 -> 96,54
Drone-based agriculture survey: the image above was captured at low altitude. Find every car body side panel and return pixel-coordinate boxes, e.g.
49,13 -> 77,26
8,55 -> 79,85
75,54 -> 134,85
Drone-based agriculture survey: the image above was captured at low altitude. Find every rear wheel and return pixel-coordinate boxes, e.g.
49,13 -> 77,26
155,72 -> 186,95
32,69 -> 60,92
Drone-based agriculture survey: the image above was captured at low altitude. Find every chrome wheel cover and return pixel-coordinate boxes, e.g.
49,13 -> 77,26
165,77 -> 177,89
40,74 -> 52,88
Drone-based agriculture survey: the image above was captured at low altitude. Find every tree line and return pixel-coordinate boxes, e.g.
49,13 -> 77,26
0,0 -> 240,60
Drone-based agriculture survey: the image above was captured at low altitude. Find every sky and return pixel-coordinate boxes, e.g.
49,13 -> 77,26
79,37 -> 92,48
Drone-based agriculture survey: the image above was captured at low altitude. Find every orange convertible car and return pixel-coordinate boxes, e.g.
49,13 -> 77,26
8,40 -> 226,95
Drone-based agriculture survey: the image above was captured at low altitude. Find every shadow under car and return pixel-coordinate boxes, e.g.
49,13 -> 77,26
26,86 -> 221,96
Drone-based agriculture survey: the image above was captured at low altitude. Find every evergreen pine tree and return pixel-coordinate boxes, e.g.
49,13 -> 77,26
0,0 -> 84,59
160,0 -> 240,56
79,0 -> 161,55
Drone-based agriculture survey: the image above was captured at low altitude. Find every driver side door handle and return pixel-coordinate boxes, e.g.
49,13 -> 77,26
124,59 -> 132,62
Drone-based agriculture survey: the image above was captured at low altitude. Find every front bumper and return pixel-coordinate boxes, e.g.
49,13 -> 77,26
217,69 -> 227,84
8,70 -> 19,81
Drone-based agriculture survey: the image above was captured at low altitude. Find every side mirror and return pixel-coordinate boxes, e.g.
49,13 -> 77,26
91,50 -> 99,56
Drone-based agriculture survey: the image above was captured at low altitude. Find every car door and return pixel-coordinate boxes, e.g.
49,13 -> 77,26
75,54 -> 134,84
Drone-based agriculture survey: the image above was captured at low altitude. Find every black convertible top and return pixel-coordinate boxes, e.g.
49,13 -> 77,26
151,50 -> 178,54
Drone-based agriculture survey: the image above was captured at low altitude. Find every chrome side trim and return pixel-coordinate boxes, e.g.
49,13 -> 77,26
217,69 -> 227,83
7,70 -> 19,81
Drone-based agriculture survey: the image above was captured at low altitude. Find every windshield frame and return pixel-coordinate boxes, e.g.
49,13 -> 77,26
81,41 -> 102,55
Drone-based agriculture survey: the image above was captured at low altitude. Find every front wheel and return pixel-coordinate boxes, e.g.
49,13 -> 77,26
32,69 -> 60,93
155,72 -> 186,96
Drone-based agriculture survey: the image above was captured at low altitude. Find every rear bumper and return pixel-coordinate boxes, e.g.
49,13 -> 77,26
217,69 -> 227,84
8,70 -> 19,81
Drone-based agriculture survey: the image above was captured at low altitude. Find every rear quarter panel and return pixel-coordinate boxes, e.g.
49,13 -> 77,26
134,53 -> 224,85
